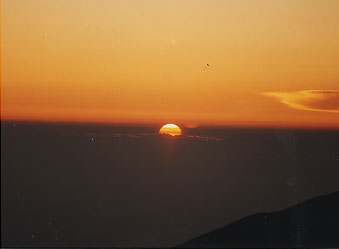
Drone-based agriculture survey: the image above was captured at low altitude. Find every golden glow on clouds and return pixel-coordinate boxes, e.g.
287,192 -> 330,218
263,90 -> 339,113
159,124 -> 182,136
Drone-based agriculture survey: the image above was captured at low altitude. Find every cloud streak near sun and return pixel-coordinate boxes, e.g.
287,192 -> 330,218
262,90 -> 339,113
86,133 -> 224,142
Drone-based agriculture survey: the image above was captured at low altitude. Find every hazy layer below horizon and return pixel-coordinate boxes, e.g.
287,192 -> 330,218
2,122 -> 339,247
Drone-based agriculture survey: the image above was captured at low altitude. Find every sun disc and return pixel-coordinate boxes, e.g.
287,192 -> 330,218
159,123 -> 182,136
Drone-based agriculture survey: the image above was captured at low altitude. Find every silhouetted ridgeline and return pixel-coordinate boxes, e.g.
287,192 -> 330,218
178,191 -> 339,248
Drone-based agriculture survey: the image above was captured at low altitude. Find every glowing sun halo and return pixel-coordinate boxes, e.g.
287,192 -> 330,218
159,124 -> 182,136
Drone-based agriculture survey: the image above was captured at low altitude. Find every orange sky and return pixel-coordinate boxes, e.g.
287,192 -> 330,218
1,0 -> 339,128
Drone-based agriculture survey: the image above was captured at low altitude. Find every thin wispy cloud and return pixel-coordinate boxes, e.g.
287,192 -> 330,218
86,132 -> 224,142
262,90 -> 339,113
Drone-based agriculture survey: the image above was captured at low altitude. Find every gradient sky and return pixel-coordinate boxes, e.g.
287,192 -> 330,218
1,0 -> 339,128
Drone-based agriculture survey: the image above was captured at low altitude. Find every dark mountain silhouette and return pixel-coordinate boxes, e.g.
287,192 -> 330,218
178,191 -> 339,248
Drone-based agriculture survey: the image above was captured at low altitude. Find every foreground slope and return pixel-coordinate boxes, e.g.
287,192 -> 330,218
178,191 -> 339,248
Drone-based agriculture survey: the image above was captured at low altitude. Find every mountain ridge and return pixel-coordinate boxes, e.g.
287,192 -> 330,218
177,191 -> 339,248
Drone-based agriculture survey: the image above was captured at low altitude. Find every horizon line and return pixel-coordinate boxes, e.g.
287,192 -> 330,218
2,118 -> 339,131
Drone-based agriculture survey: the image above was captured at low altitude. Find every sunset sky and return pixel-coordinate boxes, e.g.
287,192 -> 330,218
1,0 -> 339,128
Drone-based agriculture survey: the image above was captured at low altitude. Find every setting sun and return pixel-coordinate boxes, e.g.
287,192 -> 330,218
159,124 -> 182,136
